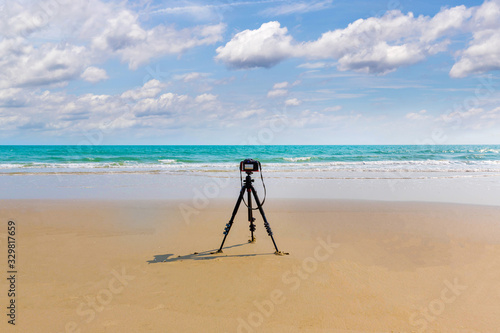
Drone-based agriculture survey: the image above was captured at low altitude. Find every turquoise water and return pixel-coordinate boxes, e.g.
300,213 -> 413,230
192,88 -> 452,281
1,145 -> 500,203
1,145 -> 500,174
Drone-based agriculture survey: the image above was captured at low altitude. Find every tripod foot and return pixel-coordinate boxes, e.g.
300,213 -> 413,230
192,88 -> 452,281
248,236 -> 256,243
274,251 -> 289,256
211,249 -> 223,254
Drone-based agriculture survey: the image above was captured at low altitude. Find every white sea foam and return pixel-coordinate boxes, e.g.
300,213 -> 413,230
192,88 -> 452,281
283,157 -> 312,162
1,160 -> 500,175
478,148 -> 499,153
158,159 -> 177,164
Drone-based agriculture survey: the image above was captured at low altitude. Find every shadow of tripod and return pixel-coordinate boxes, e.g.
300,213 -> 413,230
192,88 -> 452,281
214,171 -> 288,256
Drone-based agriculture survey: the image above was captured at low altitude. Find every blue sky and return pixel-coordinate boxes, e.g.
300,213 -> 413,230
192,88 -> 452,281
1,0 -> 500,144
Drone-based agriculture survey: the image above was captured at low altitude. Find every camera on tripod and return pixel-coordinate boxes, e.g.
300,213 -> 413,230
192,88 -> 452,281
213,157 -> 288,255
240,158 -> 260,173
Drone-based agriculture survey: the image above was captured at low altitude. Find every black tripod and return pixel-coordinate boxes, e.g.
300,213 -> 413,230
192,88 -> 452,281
216,172 -> 287,255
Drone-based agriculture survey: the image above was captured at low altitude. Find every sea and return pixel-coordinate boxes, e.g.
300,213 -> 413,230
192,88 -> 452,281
1,145 -> 500,203
1,145 -> 500,175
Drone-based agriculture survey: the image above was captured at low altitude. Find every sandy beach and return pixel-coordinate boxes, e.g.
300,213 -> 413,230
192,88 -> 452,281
3,0 -> 500,331
1,199 -> 499,332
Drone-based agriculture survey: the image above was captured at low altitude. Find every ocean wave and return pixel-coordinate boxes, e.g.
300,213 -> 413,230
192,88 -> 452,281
2,170 -> 500,180
1,159 -> 500,176
283,157 -> 312,162
158,159 -> 177,164
478,148 -> 499,153
2,160 -> 500,169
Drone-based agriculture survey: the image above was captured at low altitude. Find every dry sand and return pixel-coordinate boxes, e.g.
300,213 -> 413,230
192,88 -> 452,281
1,199 -> 500,332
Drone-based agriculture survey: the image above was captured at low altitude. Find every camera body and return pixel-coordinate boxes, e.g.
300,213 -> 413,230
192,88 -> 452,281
240,158 -> 260,172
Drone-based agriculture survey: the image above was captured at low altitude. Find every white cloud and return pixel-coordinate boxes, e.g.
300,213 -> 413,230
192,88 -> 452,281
175,72 -> 210,82
273,81 -> 289,89
450,1 -> 500,77
150,4 -> 221,21
121,80 -> 167,100
0,88 -> 29,107
298,9 -> 457,74
0,89 -> 125,132
297,62 -> 331,69
151,1 -> 281,21
216,4 -> 496,76
323,105 -> 342,112
132,93 -> 189,117
261,0 -> 333,16
284,98 -> 301,106
433,106 -> 500,131
195,93 -> 217,103
125,24 -> 225,70
291,109 -> 358,128
90,9 -> 225,70
0,0 -> 225,90
0,80 -> 230,136
481,106 -> 500,119
440,108 -> 484,122
0,0 -> 86,38
267,89 -> 288,97
81,67 -> 109,83
420,5 -> 471,43
215,21 -> 295,69
406,109 -> 430,120
0,38 -> 88,88
234,109 -> 265,119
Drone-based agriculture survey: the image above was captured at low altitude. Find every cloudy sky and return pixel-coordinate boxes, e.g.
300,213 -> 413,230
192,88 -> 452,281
1,0 -> 500,144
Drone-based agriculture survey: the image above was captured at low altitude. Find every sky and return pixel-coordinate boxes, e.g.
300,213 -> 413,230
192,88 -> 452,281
1,0 -> 500,145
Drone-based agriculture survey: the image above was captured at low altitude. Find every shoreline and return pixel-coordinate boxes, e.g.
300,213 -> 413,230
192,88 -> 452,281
1,171 -> 500,206
3,196 -> 500,207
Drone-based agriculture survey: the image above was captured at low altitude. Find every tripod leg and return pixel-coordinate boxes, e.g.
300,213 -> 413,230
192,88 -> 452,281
247,187 -> 256,243
216,185 -> 245,253
250,186 -> 288,255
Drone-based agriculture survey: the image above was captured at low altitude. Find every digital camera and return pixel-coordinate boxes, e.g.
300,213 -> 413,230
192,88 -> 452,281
240,158 -> 260,172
